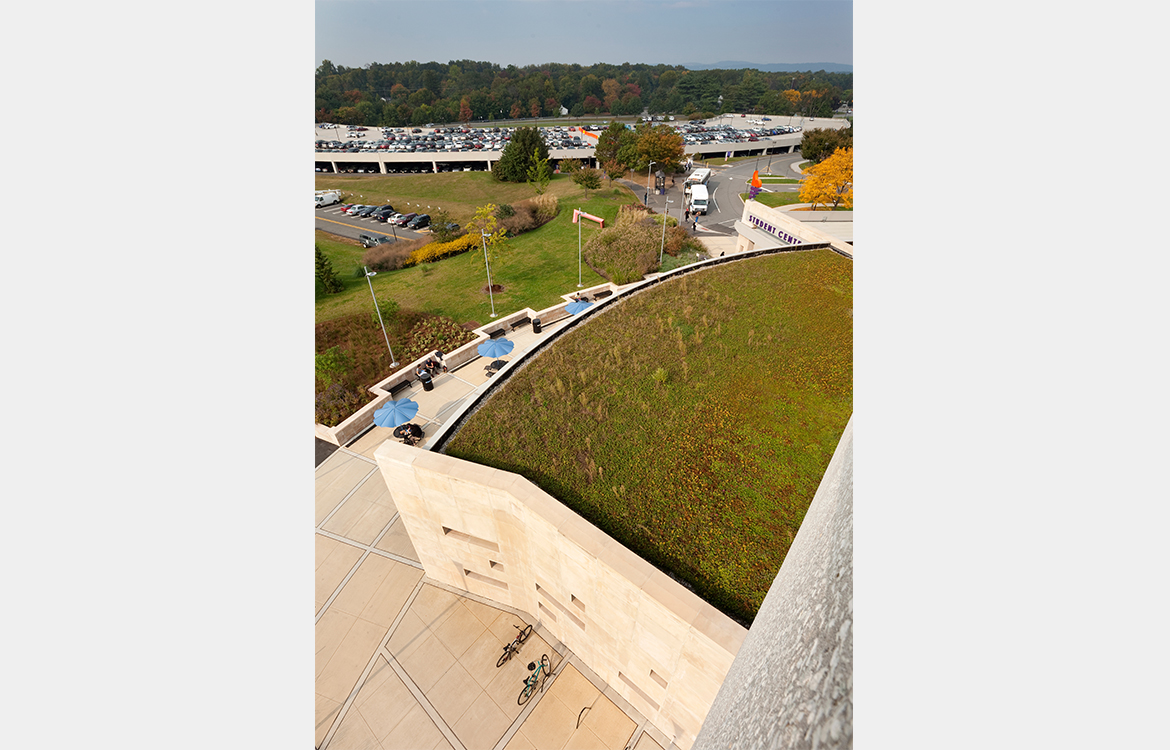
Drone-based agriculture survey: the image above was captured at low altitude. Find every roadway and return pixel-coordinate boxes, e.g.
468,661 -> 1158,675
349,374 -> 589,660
641,152 -> 806,235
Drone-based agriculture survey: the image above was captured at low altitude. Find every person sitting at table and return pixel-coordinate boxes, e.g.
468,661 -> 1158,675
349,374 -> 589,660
415,363 -> 431,380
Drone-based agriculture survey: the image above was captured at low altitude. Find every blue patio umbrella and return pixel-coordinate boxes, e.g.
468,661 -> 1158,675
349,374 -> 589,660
566,299 -> 593,315
373,397 -> 419,428
477,337 -> 515,359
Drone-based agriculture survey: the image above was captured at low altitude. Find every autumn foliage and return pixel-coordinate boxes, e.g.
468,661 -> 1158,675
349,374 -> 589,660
799,147 -> 853,210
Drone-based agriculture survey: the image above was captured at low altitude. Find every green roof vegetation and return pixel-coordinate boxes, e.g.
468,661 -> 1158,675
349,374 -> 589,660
445,249 -> 852,623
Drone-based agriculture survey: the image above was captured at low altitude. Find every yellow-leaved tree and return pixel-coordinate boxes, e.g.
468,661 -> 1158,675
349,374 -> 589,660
799,147 -> 853,210
464,203 -> 508,271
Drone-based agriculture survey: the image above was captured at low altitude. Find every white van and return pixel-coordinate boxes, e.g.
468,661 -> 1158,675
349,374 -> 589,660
315,190 -> 341,208
689,184 -> 709,215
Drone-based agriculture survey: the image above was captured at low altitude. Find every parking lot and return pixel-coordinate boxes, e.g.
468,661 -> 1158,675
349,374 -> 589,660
315,202 -> 429,244
312,115 -> 845,174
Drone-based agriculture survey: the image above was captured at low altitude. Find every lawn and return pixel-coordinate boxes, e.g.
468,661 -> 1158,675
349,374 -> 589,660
746,191 -> 808,209
316,179 -> 640,327
443,249 -> 853,624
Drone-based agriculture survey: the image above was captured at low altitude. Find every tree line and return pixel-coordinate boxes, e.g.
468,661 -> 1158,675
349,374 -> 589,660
316,59 -> 852,127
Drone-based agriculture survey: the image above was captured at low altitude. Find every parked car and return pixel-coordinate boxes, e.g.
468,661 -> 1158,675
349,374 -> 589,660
372,205 -> 396,221
358,234 -> 391,248
393,212 -> 417,226
406,214 -> 430,230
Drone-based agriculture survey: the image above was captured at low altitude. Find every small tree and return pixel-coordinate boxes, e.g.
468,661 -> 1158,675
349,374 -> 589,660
316,244 -> 344,296
464,203 -> 508,269
799,147 -> 853,210
573,168 -> 602,197
526,147 -> 552,194
601,159 -> 626,187
800,126 -> 853,164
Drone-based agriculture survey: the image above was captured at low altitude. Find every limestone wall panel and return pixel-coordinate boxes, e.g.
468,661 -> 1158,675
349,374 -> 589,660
373,439 -> 747,750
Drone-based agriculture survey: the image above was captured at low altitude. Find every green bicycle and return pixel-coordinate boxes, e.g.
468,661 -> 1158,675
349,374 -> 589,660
517,654 -> 551,706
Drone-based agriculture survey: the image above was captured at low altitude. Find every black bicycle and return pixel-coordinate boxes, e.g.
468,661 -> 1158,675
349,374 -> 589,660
517,654 -> 551,706
496,623 -> 534,668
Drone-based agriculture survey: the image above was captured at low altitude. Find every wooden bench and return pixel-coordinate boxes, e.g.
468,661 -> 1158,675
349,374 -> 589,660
487,328 -> 506,339
509,316 -> 531,332
592,289 -> 612,300
387,379 -> 412,397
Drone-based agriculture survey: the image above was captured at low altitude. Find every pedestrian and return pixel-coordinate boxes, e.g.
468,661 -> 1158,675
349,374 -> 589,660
692,217 -> 698,232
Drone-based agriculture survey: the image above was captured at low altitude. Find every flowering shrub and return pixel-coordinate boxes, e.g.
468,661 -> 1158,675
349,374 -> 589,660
403,234 -> 478,267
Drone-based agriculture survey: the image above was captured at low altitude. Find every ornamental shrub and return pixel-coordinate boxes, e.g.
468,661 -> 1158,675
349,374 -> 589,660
315,382 -> 372,427
403,234 -> 479,267
362,237 -> 429,271
582,219 -> 659,285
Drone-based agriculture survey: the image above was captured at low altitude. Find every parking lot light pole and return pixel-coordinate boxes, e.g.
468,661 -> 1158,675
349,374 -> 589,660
659,198 -> 673,265
645,161 -> 655,204
364,266 -> 399,368
481,231 -> 497,317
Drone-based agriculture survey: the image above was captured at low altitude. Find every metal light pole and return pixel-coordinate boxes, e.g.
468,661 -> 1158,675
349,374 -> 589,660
364,266 -> 399,367
481,230 -> 497,317
645,160 -> 655,204
577,208 -> 584,287
659,198 -> 673,265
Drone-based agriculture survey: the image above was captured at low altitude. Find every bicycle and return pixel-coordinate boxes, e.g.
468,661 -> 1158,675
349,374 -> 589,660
517,654 -> 551,706
497,623 -> 534,668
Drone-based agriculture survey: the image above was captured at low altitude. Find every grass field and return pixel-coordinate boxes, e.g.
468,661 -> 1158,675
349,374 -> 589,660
315,178 -> 640,327
444,249 -> 853,624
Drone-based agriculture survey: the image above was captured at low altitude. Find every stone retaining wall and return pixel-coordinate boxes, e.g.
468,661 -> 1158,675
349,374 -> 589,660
373,441 -> 748,749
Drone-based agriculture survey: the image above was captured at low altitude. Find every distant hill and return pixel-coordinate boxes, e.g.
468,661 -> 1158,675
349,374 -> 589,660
684,61 -> 852,73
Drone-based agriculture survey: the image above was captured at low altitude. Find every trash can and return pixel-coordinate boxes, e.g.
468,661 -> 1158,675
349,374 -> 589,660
420,371 -> 434,392
532,317 -> 542,334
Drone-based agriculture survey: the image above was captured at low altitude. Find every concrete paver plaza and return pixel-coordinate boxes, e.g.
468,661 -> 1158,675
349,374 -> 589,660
316,445 -> 669,750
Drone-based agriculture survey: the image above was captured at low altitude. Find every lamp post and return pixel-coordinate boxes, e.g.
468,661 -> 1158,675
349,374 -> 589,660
577,207 -> 584,288
659,198 -> 673,265
481,230 -> 497,317
364,266 -> 399,368
645,160 -> 655,204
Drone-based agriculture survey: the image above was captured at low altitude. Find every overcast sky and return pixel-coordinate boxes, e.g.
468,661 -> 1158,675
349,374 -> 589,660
316,0 -> 851,70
